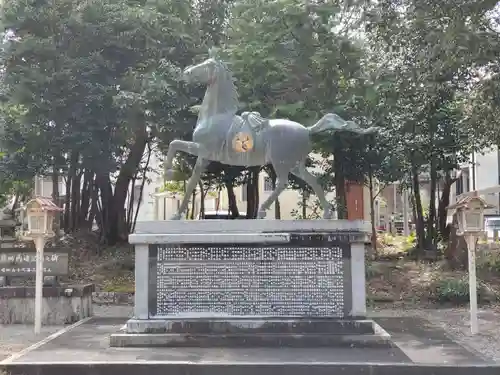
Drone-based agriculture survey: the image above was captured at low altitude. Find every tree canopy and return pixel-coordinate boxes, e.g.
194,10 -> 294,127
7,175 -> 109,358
1,0 -> 500,249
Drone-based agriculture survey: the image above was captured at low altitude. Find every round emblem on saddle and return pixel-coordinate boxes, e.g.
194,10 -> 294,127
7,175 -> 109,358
232,132 -> 253,153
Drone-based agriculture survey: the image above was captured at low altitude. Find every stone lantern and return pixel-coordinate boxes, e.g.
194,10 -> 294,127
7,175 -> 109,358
447,194 -> 493,335
25,197 -> 62,238
24,197 -> 63,334
447,196 -> 491,236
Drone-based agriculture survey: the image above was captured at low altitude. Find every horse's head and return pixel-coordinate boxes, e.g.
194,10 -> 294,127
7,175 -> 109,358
183,57 -> 222,85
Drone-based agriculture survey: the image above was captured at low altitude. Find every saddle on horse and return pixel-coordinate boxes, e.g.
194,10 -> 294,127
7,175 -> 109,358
241,111 -> 269,133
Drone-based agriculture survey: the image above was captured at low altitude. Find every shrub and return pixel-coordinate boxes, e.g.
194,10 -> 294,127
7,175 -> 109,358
401,232 -> 416,252
478,252 -> 500,274
434,278 -> 471,304
431,277 -> 495,305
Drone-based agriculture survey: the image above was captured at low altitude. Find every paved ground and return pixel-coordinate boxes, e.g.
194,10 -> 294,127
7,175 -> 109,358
1,305 -> 498,365
370,307 -> 500,363
2,317 -> 409,363
0,325 -> 62,361
0,314 -> 488,365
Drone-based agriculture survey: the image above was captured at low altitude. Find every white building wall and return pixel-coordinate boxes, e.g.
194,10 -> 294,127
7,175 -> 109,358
131,152 -> 164,222
33,175 -> 66,198
473,146 -> 499,192
451,147 -> 500,215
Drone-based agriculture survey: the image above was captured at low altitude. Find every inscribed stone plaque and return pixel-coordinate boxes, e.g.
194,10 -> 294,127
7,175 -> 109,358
0,249 -> 69,276
151,233 -> 350,317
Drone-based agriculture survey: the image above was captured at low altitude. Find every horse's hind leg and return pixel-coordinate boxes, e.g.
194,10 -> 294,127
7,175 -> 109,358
257,164 -> 291,219
291,162 -> 332,219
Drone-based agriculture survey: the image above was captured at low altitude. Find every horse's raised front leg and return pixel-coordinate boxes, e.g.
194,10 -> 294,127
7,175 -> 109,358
256,166 -> 291,219
170,157 -> 209,220
291,162 -> 332,219
164,140 -> 201,180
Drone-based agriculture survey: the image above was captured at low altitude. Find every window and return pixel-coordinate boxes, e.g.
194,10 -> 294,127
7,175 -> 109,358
455,176 -> 463,196
241,184 -> 247,201
264,177 -> 274,192
464,169 -> 470,192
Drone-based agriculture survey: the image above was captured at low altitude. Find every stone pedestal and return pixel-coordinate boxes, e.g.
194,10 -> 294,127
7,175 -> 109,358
111,220 -> 387,347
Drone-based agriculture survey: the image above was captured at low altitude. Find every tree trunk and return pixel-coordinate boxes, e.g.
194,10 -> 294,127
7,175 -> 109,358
333,148 -> 347,219
89,177 -> 100,235
445,216 -> 468,269
51,167 -> 61,237
368,168 -> 377,257
411,162 -> 425,251
127,175 -> 137,231
108,124 -> 148,244
427,158 -> 437,247
70,171 -> 82,231
130,144 -> 152,232
190,189 -> 196,219
96,173 -> 113,243
63,152 -> 78,233
199,181 -> 206,219
225,182 -> 239,218
248,166 -> 260,219
10,193 -> 19,215
410,190 -> 418,233
302,190 -> 307,219
438,171 -> 458,241
79,169 -> 93,229
267,166 -> 281,219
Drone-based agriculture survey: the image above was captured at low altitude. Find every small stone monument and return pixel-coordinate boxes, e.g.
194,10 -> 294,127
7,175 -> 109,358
24,197 -> 64,334
0,198 -> 93,329
447,195 -> 492,335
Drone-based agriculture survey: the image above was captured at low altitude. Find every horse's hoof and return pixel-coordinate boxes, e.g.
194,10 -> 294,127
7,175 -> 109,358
323,210 -> 333,219
164,169 -> 175,181
257,210 -> 267,219
170,213 -> 182,220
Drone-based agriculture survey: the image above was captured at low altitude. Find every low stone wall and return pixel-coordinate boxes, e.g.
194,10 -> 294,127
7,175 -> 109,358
0,284 -> 94,324
92,292 -> 134,305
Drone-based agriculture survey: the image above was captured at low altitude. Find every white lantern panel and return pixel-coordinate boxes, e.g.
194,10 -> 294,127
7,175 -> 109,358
457,211 -> 466,234
29,215 -> 44,233
465,211 -> 482,231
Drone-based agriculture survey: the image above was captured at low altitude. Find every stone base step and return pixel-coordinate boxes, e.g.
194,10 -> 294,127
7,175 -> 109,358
109,331 -> 391,348
124,318 -> 376,335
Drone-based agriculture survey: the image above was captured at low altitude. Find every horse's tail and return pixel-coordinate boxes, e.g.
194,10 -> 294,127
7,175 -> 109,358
308,113 -> 377,135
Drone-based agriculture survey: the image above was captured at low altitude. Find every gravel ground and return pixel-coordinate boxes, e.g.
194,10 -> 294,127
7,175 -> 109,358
369,307 -> 500,363
2,305 -> 500,363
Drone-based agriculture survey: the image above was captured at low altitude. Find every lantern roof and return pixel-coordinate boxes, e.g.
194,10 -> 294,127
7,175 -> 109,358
26,197 -> 63,212
447,195 -> 494,211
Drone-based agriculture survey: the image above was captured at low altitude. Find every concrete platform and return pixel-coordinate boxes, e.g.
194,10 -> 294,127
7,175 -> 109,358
1,316 -> 498,375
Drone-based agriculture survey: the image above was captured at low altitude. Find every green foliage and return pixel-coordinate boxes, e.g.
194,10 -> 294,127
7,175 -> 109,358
1,0 -> 500,243
401,232 -> 417,253
478,252 -> 500,274
160,181 -> 185,195
0,0 -> 202,243
433,277 -> 474,305
290,198 -> 327,220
